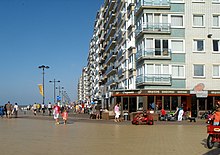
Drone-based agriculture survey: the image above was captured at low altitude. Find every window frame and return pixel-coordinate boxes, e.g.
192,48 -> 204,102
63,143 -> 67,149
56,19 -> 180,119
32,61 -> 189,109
213,64 -> 220,78
193,39 -> 205,53
170,39 -> 185,53
213,39 -> 220,53
170,14 -> 184,28
171,64 -> 185,79
213,14 -> 220,28
193,14 -> 205,27
193,64 -> 205,78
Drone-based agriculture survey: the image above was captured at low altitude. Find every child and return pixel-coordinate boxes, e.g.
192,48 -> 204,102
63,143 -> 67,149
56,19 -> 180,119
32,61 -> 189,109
62,109 -> 68,125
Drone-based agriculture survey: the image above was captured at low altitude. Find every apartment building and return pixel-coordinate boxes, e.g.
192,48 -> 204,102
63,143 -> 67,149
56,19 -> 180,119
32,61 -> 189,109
79,0 -> 220,117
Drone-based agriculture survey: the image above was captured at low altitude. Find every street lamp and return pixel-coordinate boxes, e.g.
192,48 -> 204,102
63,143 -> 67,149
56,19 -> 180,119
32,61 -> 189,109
38,65 -> 50,104
49,79 -> 60,104
56,86 -> 64,97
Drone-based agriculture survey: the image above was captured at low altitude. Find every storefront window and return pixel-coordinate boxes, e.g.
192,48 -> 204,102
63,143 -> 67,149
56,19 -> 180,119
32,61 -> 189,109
181,96 -> 187,111
138,96 -> 143,111
148,96 -> 154,110
123,97 -> 128,110
207,97 -> 214,110
156,96 -> 162,110
198,98 -> 205,110
171,96 -> 178,110
164,96 -> 170,110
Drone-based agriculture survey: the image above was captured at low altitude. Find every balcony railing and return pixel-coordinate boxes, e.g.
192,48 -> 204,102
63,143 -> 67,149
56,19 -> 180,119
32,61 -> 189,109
117,68 -> 124,77
105,50 -> 117,65
136,0 -> 170,12
136,23 -> 171,36
136,74 -> 172,85
117,49 -> 124,60
136,48 -> 171,60
106,66 -> 117,76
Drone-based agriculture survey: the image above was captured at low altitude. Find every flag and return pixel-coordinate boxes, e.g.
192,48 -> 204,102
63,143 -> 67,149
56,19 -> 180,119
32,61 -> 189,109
38,84 -> 44,96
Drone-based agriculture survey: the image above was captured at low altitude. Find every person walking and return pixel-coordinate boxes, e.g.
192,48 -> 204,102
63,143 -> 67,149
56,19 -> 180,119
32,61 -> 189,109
62,109 -> 68,125
48,102 -> 52,116
114,103 -> 120,122
53,103 -> 60,125
13,103 -> 19,118
33,103 -> 37,116
5,101 -> 12,119
0,106 -> 4,118
41,103 -> 45,115
178,107 -> 184,121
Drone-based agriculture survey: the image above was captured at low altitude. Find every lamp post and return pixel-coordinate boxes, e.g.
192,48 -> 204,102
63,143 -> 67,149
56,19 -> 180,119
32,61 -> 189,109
49,79 -> 60,104
38,65 -> 50,104
56,86 -> 64,97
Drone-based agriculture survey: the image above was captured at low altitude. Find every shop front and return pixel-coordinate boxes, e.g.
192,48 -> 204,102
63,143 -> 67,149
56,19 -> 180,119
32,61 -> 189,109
112,89 -> 220,119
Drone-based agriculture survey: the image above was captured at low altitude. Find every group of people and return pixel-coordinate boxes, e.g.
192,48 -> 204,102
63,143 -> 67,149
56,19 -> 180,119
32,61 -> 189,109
0,101 -> 19,118
53,103 -> 68,125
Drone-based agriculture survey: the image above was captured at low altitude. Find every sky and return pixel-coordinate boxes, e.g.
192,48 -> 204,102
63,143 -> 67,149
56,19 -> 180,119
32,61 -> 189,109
0,0 -> 104,105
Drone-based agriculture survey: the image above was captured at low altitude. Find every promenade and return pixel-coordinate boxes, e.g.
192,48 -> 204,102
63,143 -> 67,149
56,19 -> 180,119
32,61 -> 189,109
0,112 -> 220,155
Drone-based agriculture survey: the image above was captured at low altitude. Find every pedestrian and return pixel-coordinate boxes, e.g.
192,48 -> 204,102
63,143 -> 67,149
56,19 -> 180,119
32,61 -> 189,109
48,102 -> 52,116
95,104 -> 101,119
0,106 -> 4,118
33,103 -> 37,116
114,103 -> 120,122
178,107 -> 184,121
62,109 -> 68,125
5,101 -> 12,119
41,103 -> 45,115
53,103 -> 60,125
13,103 -> 19,118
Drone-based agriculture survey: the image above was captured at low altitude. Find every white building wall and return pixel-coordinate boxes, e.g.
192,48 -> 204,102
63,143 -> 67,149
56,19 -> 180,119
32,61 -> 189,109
185,1 -> 220,90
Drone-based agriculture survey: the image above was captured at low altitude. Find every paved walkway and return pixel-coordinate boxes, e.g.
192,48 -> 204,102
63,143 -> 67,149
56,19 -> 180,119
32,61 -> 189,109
1,112 -> 220,155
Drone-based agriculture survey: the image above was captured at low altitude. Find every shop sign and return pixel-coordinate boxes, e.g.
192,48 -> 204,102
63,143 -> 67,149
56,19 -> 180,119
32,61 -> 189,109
210,91 -> 220,94
190,91 -> 208,98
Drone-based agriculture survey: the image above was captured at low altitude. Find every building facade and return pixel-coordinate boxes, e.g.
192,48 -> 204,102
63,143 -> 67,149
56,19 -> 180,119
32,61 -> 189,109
78,0 -> 220,117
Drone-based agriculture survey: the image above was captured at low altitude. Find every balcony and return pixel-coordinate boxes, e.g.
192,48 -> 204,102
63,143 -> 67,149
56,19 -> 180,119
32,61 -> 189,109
105,50 -> 117,65
117,49 -> 124,60
106,66 -> 117,76
127,40 -> 135,50
118,68 -> 125,78
104,0 -> 116,19
136,48 -> 171,61
135,0 -> 170,15
104,24 -> 116,41
106,78 -> 117,86
105,38 -> 116,53
136,23 -> 171,37
105,11 -> 116,30
136,74 -> 172,86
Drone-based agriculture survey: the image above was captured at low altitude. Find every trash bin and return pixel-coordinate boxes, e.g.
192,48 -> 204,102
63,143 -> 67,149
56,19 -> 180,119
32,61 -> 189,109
124,112 -> 129,121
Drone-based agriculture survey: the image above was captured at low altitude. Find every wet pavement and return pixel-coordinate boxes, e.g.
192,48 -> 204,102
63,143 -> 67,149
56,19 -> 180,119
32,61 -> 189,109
1,112 -> 220,155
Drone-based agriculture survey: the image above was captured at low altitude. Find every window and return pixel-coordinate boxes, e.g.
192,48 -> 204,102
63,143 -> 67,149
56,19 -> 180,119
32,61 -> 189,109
213,65 -> 220,77
213,40 -> 220,52
155,39 -> 168,55
171,15 -> 183,27
192,0 -> 204,2
171,40 -> 184,53
193,39 -> 204,52
213,15 -> 220,27
194,64 -> 205,77
193,15 -> 204,27
170,0 -> 184,2
172,65 -> 185,78
213,0 -> 220,3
